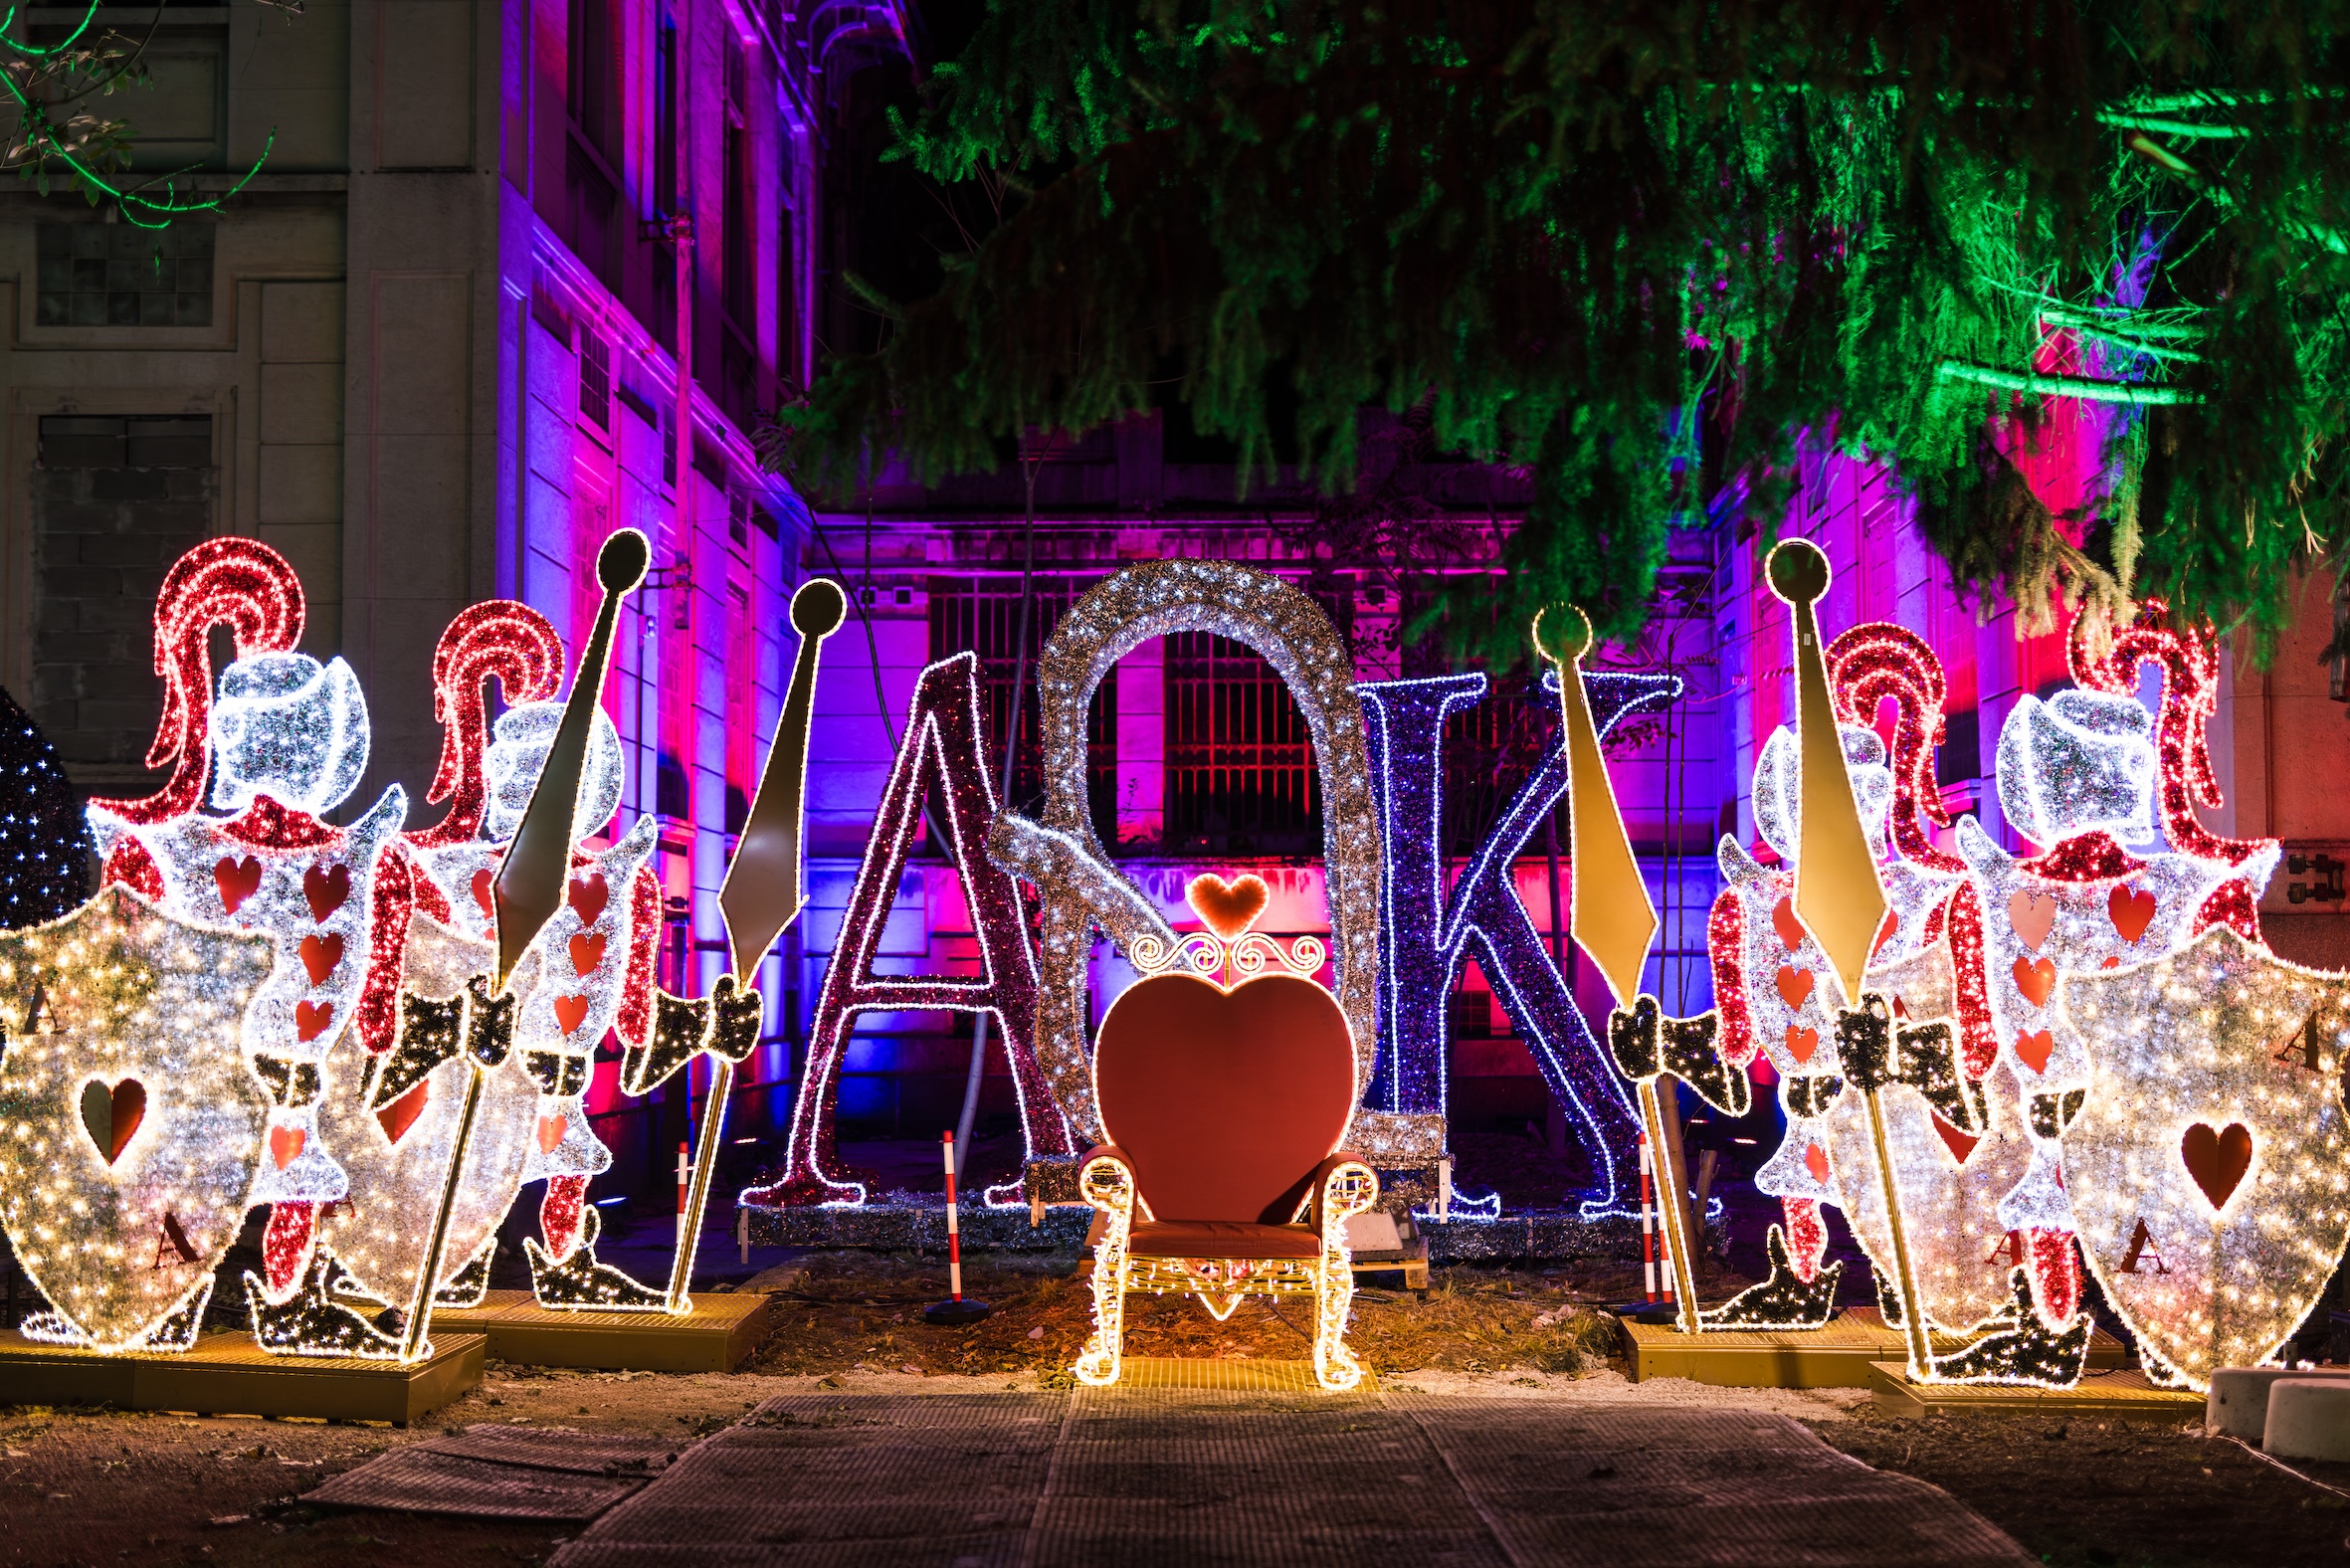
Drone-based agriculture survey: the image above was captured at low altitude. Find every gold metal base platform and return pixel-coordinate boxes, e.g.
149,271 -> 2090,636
428,1288 -> 771,1372
0,1329 -> 484,1425
1868,1362 -> 2204,1420
1620,1308 -> 2128,1390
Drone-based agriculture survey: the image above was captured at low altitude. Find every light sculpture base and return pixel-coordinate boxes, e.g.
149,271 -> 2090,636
427,1287 -> 770,1372
0,1327 -> 483,1424
1619,1308 -> 2129,1390
1868,1362 -> 2203,1420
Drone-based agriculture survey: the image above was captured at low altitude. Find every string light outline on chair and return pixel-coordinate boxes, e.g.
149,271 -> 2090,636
1072,879 -> 1378,1393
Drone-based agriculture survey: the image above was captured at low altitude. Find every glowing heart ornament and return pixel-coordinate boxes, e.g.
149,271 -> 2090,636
2061,926 -> 2350,1389
0,885 -> 275,1351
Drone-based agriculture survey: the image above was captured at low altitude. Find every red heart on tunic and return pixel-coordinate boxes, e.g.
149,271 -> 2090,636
215,856 -> 263,915
2100,956 -> 2120,970
1932,1112 -> 1980,1166
298,933 -> 344,986
376,1081 -> 429,1144
1803,1143 -> 1831,1183
79,1078 -> 144,1163
2008,888 -> 2058,951
470,868 -> 495,919
1775,967 -> 1814,1009
1785,1026 -> 1820,1066
294,1000 -> 333,1043
2011,956 -> 2056,1009
2013,1030 -> 2054,1075
537,1115 -> 568,1154
568,873 -> 609,928
552,994 -> 591,1036
270,1126 -> 305,1169
2109,884 -> 2157,944
568,931 -> 608,978
304,862 -> 350,923
1771,896 -> 1807,950
2180,1121 -> 2253,1211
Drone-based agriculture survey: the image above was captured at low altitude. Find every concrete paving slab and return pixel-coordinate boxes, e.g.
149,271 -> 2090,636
547,1386 -> 2034,1567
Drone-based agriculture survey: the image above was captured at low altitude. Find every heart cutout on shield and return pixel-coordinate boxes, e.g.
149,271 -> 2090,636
79,1078 -> 145,1164
2180,1122 -> 2254,1212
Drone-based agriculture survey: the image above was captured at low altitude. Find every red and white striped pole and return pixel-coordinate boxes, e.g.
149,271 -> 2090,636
943,1130 -> 964,1301
925,1130 -> 992,1323
676,1139 -> 690,1245
1638,1133 -> 1660,1303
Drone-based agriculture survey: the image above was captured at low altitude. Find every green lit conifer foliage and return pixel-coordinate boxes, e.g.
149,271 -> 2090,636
765,1 -> 2350,659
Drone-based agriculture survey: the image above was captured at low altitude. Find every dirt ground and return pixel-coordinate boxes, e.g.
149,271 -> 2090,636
3,1253 -> 2340,1568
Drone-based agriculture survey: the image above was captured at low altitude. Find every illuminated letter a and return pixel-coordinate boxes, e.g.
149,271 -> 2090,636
751,654 -> 1074,1206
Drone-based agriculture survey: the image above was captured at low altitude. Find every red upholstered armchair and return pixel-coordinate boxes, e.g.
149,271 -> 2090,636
1074,956 -> 1378,1392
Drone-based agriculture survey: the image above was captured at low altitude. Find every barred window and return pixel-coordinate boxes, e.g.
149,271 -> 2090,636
928,577 -> 1115,836
1164,633 -> 1318,856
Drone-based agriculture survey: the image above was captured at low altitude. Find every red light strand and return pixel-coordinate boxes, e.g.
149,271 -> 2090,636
411,603 -> 566,849
91,537 -> 305,826
1826,622 -> 1965,874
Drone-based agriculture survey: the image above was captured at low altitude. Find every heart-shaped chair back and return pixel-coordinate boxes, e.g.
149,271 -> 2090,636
1094,971 -> 1355,1224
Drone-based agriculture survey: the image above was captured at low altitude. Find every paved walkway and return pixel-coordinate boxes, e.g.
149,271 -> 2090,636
548,1385 -> 2033,1568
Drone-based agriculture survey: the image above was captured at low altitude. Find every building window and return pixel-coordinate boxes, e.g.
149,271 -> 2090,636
928,577 -> 1115,835
1165,632 -> 1318,855
37,223 -> 213,327
29,417 -> 215,775
579,326 -> 611,428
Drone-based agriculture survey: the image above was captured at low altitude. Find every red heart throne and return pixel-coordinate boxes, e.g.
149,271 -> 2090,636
1074,879 -> 1377,1391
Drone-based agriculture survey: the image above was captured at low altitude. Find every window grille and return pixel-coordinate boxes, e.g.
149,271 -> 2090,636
927,576 -> 1114,836
1164,632 -> 1318,855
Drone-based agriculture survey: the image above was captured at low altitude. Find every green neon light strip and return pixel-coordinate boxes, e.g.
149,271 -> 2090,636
0,0 -> 271,225
0,2 -> 100,60
2096,111 -> 2248,139
1935,360 -> 2199,405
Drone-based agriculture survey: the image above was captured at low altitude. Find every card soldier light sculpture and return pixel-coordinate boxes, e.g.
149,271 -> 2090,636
1945,636 -> 2267,1334
87,538 -> 416,1355
1706,717 -> 1894,1322
1818,626 -> 2032,1336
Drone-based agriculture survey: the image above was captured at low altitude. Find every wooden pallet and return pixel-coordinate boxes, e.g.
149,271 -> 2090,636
1868,1362 -> 2204,1420
0,1329 -> 484,1424
1620,1309 -> 2129,1390
428,1289 -> 771,1372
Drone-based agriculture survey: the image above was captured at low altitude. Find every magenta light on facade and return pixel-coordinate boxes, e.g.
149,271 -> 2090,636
1359,668 -> 1679,1219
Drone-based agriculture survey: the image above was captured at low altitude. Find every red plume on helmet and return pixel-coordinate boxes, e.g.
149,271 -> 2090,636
407,601 -> 565,848
91,536 -> 306,825
1826,622 -> 1965,873
2067,600 -> 2269,868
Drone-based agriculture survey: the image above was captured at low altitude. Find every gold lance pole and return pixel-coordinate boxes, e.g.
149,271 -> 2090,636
1765,538 -> 1928,1374
664,576 -> 845,1312
1535,606 -> 1702,1332
399,529 -> 651,1364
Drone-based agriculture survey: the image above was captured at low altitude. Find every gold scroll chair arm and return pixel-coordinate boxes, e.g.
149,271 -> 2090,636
1305,1151 -> 1378,1393
1074,1146 -> 1138,1387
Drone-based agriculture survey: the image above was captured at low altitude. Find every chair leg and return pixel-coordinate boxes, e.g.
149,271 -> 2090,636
1312,1242 -> 1365,1393
1073,1211 -> 1130,1386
